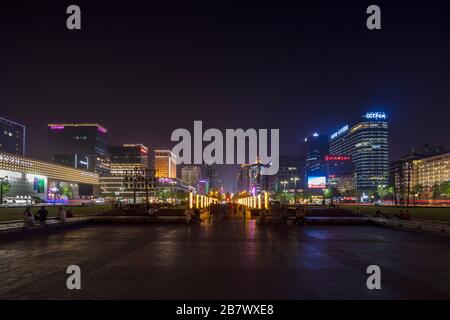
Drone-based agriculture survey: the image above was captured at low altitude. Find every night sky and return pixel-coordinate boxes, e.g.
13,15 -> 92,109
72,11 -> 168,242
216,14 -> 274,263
1,0 -> 450,191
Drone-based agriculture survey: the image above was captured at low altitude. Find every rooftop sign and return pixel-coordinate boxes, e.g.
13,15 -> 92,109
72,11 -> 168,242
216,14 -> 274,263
363,112 -> 387,120
330,125 -> 349,140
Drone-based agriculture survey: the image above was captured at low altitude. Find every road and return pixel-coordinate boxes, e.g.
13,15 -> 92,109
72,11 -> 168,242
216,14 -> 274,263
1,220 -> 450,299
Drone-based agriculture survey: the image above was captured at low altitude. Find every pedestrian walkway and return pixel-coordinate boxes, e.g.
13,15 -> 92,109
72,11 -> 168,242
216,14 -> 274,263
1,221 -> 450,299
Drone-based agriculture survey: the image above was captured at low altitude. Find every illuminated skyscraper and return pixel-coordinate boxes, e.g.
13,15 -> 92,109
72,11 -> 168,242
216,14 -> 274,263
154,150 -> 177,178
329,112 -> 389,191
302,132 -> 329,188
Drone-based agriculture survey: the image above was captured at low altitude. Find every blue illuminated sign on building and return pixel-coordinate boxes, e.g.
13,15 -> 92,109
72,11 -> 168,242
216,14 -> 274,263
364,112 -> 387,120
330,125 -> 349,140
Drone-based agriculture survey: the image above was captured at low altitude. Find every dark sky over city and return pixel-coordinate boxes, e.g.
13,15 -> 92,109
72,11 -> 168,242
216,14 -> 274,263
1,0 -> 450,191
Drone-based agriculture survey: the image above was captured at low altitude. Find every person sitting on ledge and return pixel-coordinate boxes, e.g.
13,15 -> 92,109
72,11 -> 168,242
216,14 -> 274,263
374,209 -> 382,218
23,206 -> 35,229
66,208 -> 74,218
57,206 -> 66,224
36,206 -> 48,227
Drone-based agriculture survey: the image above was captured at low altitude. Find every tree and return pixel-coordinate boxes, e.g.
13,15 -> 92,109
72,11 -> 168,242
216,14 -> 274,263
432,183 -> 441,203
439,181 -> 450,198
376,185 -> 394,203
323,188 -> 332,199
300,191 -> 312,203
384,186 -> 394,202
412,184 -> 424,205
323,187 -> 340,200
0,180 -> 11,194
412,184 -> 424,199
0,179 -> 11,204
60,185 -> 74,199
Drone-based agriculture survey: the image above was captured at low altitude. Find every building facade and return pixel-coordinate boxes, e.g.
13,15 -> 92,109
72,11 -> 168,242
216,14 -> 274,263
0,116 -> 25,156
329,112 -> 389,192
390,144 -> 446,204
154,150 -> 177,178
414,152 -> 449,191
271,155 -> 302,195
205,162 -> 221,192
0,151 -> 99,204
100,144 -> 152,200
324,155 -> 356,194
48,123 -> 110,176
181,165 -> 201,188
197,179 -> 209,195
302,132 -> 329,188
109,144 -> 149,175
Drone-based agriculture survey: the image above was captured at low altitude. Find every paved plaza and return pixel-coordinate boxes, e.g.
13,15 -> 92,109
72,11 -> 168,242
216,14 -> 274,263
1,219 -> 450,299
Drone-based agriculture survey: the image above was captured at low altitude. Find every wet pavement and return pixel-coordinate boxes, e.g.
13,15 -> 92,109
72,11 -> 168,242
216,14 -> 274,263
1,219 -> 450,299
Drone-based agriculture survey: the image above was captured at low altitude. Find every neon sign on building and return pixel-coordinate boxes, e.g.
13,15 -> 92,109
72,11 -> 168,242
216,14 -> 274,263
364,112 -> 387,120
330,125 -> 349,140
325,155 -> 351,161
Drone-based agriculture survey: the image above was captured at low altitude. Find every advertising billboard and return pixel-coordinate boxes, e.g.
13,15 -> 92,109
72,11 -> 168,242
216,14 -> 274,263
308,176 -> 326,189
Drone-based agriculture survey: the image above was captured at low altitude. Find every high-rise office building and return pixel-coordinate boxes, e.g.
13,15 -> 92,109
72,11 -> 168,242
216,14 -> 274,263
197,179 -> 209,195
0,116 -> 25,156
109,144 -> 149,175
301,132 -> 329,188
181,165 -> 201,188
271,155 -> 302,194
100,144 -> 153,200
324,155 -> 355,194
329,112 -> 389,191
154,150 -> 177,178
205,162 -> 221,192
48,123 -> 110,176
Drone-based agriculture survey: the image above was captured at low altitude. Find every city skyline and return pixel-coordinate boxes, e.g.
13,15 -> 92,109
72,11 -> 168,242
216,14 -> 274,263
1,109 -> 447,192
2,1 -> 450,191
1,1 -> 450,305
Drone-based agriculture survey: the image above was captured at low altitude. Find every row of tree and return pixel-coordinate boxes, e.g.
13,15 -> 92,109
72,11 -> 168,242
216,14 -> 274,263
270,181 -> 450,204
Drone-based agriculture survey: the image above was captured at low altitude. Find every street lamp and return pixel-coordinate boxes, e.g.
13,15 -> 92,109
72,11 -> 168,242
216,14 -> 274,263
0,176 -> 9,206
290,176 -> 300,204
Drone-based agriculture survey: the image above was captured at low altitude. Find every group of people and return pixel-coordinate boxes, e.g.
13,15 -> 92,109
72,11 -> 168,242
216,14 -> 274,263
279,206 -> 307,225
374,209 -> 411,220
188,203 -> 232,223
22,206 -> 73,229
208,202 -> 230,222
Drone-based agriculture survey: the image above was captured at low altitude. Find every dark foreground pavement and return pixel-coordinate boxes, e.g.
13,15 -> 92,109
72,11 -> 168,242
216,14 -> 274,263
1,220 -> 450,299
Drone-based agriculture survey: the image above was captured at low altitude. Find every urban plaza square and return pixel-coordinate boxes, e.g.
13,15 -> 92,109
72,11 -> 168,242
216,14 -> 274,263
0,0 -> 450,311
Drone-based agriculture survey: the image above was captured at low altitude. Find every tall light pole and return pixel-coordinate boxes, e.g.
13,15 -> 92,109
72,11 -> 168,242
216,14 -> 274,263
290,176 -> 300,204
0,176 -> 8,206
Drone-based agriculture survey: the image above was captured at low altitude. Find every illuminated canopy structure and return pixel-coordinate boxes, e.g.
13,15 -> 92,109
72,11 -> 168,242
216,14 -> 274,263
0,151 -> 99,203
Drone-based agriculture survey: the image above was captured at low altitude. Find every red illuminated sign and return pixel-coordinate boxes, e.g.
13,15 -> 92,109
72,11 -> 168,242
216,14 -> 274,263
325,155 -> 351,161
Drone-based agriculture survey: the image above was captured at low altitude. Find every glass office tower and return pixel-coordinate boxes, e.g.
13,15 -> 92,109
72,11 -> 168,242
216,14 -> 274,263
329,112 -> 389,192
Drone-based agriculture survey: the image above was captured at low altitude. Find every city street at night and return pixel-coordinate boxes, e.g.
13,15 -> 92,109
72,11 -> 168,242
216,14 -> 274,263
1,220 -> 450,300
